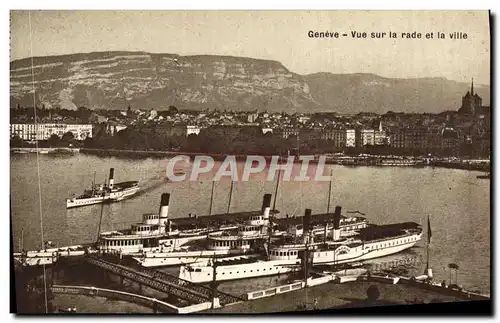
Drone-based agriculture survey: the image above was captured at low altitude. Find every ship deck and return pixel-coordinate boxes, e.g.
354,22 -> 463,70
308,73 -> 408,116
358,222 -> 422,241
112,181 -> 139,189
214,256 -> 260,266
170,210 -> 280,228
274,213 -> 366,227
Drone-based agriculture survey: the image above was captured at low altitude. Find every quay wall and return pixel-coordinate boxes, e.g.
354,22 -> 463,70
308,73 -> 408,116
79,148 -> 490,172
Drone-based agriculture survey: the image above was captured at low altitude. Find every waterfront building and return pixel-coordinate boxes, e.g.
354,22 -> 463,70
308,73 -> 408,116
261,128 -> 273,135
298,115 -> 311,123
321,127 -> 346,148
278,127 -> 299,139
441,127 -> 460,150
186,125 -> 201,136
389,127 -> 428,151
358,129 -> 375,147
374,121 -> 388,145
346,129 -> 356,147
247,112 -> 259,123
10,123 -> 93,141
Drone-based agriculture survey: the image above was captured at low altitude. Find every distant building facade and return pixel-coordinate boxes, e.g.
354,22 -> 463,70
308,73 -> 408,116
345,129 -> 356,147
186,125 -> 201,136
359,129 -> 375,147
374,121 -> 388,145
321,128 -> 346,148
10,123 -> 93,141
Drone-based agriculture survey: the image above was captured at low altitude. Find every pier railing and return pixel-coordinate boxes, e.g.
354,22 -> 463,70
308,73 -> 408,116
246,281 -> 304,300
50,285 -> 212,313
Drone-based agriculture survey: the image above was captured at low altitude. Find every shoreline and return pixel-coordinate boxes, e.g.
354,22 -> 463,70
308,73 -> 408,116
10,147 -> 490,172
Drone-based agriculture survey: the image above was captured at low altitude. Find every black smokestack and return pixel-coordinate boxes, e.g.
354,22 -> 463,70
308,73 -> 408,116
261,194 -> 272,213
333,206 -> 342,229
108,168 -> 115,189
303,208 -> 312,233
161,193 -> 170,206
159,193 -> 170,230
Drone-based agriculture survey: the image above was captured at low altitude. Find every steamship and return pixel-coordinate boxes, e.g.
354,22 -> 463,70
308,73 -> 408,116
66,168 -> 140,209
14,191 -> 263,266
178,208 -> 423,283
134,194 -> 275,267
135,195 -> 370,268
98,193 -> 241,255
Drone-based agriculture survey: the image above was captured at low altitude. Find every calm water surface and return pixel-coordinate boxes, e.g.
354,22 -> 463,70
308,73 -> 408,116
10,154 -> 490,294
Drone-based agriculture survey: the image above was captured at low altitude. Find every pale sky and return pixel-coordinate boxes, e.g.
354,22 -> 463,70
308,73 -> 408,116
10,10 -> 490,84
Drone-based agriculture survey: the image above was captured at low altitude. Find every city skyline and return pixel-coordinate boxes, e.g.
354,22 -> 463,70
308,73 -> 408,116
10,10 -> 491,85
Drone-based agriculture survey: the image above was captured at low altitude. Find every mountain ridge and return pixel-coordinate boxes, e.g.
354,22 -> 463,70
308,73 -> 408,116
10,51 -> 490,114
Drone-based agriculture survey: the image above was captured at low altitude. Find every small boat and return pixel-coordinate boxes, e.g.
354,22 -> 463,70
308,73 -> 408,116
66,168 -> 140,208
477,172 -> 490,179
57,307 -> 77,313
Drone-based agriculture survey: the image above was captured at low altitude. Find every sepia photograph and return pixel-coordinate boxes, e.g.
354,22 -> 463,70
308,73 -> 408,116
9,9 -> 491,315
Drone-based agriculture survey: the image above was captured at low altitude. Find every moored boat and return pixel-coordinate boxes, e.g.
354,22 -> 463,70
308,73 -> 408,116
134,194 -> 275,267
178,208 -> 423,284
477,172 -> 490,179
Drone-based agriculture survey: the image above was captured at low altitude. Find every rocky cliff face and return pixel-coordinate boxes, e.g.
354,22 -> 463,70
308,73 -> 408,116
10,51 -> 319,112
10,51 -> 489,114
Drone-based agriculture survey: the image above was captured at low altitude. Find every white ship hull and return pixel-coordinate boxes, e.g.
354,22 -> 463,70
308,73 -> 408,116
179,258 -> 300,283
309,232 -> 422,265
179,232 -> 422,283
13,245 -> 94,267
66,186 -> 140,208
66,195 -> 110,208
134,249 -> 247,267
99,234 -> 207,255
111,186 -> 141,201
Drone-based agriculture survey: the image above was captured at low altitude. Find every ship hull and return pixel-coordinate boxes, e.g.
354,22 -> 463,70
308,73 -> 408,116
179,232 -> 423,283
133,249 -> 258,267
309,232 -> 422,265
66,186 -> 140,209
179,259 -> 300,283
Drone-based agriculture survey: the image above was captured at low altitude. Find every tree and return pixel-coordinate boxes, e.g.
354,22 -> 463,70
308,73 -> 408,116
61,131 -> 75,143
48,134 -> 60,147
10,135 -> 23,148
168,105 -> 178,115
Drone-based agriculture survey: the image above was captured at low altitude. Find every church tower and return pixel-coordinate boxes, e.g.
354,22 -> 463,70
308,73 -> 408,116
459,78 -> 482,115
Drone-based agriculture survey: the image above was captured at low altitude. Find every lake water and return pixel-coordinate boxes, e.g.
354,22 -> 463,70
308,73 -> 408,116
10,153 -> 490,294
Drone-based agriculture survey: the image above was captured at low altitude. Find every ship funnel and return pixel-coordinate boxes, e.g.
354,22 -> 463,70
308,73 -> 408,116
159,193 -> 170,232
332,206 -> 342,241
261,194 -> 272,219
109,168 -> 115,190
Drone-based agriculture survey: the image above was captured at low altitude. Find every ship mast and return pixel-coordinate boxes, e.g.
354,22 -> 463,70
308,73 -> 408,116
226,179 -> 234,214
425,215 -> 432,275
96,176 -> 108,242
209,180 -> 215,216
211,256 -> 219,309
268,169 -> 281,247
325,169 -> 333,243
272,169 -> 281,212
